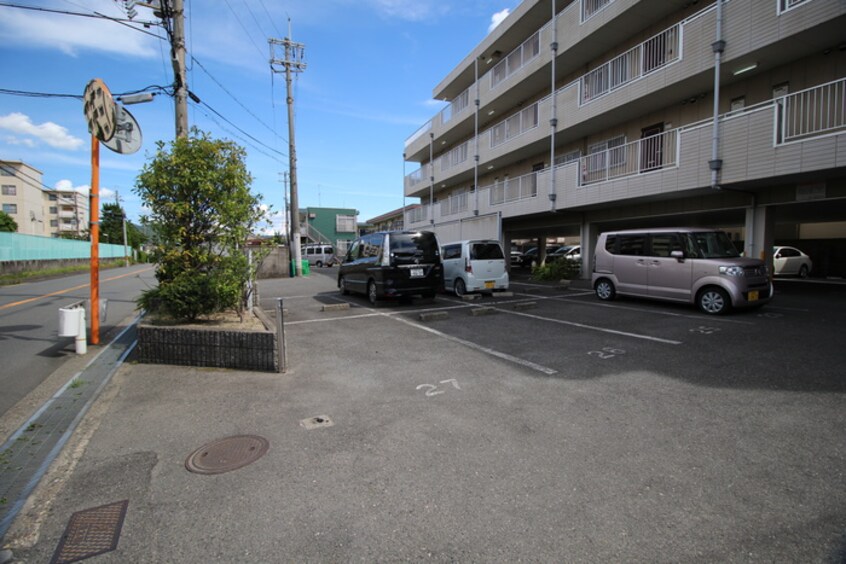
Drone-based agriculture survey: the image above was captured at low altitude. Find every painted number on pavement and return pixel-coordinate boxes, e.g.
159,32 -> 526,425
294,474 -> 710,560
588,347 -> 626,360
417,379 -> 462,397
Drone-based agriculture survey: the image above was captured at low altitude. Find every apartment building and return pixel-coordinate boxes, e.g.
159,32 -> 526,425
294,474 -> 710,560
1,160 -> 90,238
403,0 -> 846,276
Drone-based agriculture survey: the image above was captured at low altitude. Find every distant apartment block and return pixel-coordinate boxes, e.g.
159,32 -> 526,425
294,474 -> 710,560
403,0 -> 846,274
1,160 -> 89,238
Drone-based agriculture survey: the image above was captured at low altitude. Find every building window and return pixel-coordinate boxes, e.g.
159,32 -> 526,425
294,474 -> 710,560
1,185 -> 16,196
49,206 -> 58,214
336,214 -> 356,233
49,194 -> 58,201
2,203 -> 18,214
730,96 -> 746,113
555,150 -> 582,166
50,219 -> 58,227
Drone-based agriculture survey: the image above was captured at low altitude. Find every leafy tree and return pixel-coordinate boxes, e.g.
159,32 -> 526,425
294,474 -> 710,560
0,211 -> 17,232
134,129 -> 266,321
99,202 -> 146,250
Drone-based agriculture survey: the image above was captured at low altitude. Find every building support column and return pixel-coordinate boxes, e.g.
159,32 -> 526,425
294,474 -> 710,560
745,205 -> 774,266
579,221 -> 599,280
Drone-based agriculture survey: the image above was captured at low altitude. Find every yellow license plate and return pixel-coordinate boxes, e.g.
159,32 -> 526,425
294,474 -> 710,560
485,281 -> 495,289
748,290 -> 759,302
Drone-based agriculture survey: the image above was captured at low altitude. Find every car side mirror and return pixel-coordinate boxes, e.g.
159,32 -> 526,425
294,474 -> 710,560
670,250 -> 685,261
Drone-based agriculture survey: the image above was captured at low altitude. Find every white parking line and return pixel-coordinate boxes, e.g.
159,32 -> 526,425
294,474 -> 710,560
547,295 -> 756,325
387,314 -> 559,376
494,307 -> 683,345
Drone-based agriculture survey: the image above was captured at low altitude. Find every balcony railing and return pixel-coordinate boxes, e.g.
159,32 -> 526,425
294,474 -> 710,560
489,172 -> 539,205
441,87 -> 471,125
440,192 -> 469,216
779,78 -> 846,143
580,128 -> 679,185
582,0 -> 614,22
779,0 -> 811,14
405,205 -> 428,225
581,23 -> 680,104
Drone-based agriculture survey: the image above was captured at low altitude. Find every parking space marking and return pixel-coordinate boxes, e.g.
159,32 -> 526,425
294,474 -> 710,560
546,295 -> 756,325
494,307 -> 683,345
387,314 -> 558,375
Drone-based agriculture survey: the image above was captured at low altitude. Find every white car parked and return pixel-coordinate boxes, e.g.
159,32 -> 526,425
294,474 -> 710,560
773,246 -> 812,278
441,240 -> 509,297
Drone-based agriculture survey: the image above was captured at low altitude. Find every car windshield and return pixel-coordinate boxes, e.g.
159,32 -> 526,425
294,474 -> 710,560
389,233 -> 439,263
687,231 -> 741,258
471,243 -> 504,260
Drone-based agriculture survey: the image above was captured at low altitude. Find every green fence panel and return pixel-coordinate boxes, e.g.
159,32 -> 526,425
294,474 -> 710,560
0,232 -> 127,262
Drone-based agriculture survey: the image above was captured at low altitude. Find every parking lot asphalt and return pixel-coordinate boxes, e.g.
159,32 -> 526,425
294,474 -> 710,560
4,270 -> 845,562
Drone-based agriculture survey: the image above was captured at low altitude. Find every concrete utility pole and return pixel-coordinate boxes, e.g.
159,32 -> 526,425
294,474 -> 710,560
169,0 -> 189,138
270,28 -> 306,276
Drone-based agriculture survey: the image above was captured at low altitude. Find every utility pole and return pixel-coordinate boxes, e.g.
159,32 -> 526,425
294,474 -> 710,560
279,171 -> 291,246
270,26 -> 306,275
116,191 -> 129,267
169,0 -> 188,138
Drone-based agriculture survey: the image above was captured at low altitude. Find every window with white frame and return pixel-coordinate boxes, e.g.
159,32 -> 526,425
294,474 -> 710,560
2,185 -> 16,196
587,135 -> 626,172
336,214 -> 356,233
555,150 -> 582,166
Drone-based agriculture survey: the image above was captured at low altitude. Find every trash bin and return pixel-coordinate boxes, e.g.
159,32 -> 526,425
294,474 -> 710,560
290,259 -> 311,276
58,307 -> 82,337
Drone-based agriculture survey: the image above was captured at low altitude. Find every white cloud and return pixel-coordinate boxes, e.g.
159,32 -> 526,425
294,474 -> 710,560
0,113 -> 84,150
53,179 -> 116,201
0,4 -> 159,58
489,9 -> 511,33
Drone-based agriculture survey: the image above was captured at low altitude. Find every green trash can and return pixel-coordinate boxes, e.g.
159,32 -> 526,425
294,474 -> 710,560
290,259 -> 311,276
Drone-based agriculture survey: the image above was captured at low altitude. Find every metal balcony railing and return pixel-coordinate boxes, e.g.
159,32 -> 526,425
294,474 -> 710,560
779,78 -> 846,143
440,192 -> 469,216
581,23 -> 680,104
580,129 -> 679,185
582,0 -> 614,22
489,172 -> 539,205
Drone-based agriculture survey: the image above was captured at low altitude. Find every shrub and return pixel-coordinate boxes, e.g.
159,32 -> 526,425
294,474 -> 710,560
531,259 -> 580,281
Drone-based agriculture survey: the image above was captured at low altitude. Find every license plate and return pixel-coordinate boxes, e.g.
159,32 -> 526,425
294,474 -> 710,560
485,281 -> 495,289
410,268 -> 424,278
748,290 -> 759,302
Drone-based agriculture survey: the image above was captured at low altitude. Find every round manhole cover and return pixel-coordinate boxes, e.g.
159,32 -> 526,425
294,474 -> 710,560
185,435 -> 269,475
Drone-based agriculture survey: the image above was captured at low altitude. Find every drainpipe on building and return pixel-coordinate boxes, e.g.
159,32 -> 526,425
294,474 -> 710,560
709,0 -> 724,190
474,57 -> 480,216
429,132 -> 435,226
549,0 -> 558,212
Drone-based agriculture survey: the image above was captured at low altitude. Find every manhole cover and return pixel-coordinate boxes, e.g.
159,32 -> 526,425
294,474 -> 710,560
185,435 -> 269,475
50,500 -> 128,564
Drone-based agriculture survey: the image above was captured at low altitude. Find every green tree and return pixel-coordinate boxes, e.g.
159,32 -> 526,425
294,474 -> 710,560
134,129 -> 266,321
100,202 -> 146,250
0,211 -> 17,232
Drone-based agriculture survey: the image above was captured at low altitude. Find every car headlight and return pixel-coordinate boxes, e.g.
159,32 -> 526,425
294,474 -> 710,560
719,265 -> 745,277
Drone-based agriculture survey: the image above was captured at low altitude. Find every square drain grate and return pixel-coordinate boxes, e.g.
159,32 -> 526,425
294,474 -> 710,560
50,499 -> 128,564
300,415 -> 334,430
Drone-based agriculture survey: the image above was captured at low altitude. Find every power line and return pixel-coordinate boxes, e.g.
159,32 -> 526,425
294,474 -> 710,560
257,0 -> 283,38
0,2 -> 164,39
189,97 -> 287,162
190,56 -> 286,145
221,0 -> 265,59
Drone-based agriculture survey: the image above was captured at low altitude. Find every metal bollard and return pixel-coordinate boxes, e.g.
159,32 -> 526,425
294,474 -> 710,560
275,298 -> 287,373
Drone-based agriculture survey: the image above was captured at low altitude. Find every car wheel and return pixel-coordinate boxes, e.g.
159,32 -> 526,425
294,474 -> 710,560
799,264 -> 809,279
594,278 -> 616,301
367,280 -> 378,306
316,260 -> 323,268
697,287 -> 730,315
454,278 -> 466,297
339,276 -> 350,295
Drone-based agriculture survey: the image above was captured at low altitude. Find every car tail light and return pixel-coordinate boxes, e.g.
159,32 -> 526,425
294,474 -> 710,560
465,257 -> 473,273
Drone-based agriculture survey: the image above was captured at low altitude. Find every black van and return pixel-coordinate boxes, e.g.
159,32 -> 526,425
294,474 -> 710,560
338,231 -> 443,305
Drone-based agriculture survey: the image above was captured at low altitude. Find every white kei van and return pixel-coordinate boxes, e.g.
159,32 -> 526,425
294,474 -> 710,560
591,228 -> 772,314
441,240 -> 509,297
301,244 -> 335,267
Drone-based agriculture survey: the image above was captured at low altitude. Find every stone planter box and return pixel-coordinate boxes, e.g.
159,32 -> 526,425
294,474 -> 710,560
135,309 -> 279,372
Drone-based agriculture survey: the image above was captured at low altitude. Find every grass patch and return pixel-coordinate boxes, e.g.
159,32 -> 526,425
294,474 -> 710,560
0,259 -> 131,286
69,378 -> 86,389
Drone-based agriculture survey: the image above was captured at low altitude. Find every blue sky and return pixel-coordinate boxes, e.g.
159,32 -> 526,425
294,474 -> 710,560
0,0 -> 515,234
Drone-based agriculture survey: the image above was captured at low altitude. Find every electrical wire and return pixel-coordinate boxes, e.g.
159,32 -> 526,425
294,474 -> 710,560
257,0 -> 283,38
221,0 -> 266,59
191,56 -> 286,145
0,2 -> 164,39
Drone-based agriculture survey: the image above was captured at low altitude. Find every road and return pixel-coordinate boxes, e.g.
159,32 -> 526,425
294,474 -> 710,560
0,264 -> 155,415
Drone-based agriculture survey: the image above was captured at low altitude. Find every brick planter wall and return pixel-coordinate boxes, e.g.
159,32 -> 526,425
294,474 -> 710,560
136,321 -> 278,372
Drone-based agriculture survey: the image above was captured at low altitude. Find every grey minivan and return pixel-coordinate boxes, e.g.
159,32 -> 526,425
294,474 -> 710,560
592,228 -> 772,314
338,231 -> 443,305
